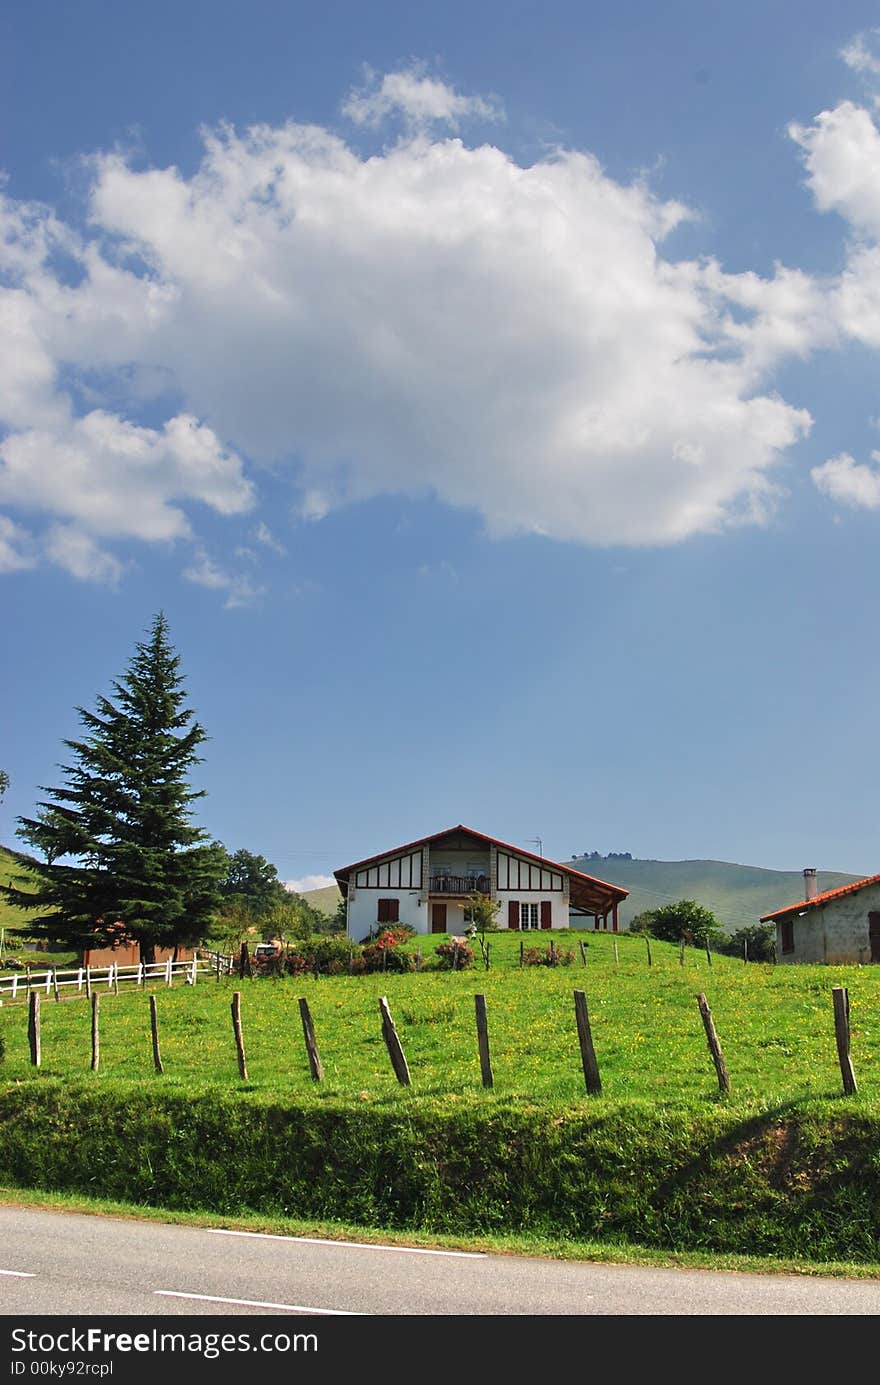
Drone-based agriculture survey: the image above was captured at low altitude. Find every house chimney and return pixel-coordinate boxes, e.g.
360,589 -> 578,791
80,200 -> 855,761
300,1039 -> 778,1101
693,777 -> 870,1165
803,868 -> 818,901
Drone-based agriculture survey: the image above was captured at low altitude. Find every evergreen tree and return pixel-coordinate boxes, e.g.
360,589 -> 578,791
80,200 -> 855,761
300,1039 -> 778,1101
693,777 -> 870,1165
1,613 -> 225,962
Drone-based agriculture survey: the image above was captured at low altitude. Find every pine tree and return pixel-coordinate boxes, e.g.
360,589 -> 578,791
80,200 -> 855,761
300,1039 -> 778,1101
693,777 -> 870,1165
2,613 -> 225,963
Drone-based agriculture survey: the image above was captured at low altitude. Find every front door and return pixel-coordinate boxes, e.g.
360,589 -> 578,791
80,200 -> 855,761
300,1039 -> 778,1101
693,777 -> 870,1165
870,913 -> 880,963
431,902 -> 447,934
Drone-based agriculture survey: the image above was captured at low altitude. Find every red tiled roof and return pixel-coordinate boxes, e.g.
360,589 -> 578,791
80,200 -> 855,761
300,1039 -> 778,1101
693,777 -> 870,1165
761,872 -> 880,922
334,823 -> 628,909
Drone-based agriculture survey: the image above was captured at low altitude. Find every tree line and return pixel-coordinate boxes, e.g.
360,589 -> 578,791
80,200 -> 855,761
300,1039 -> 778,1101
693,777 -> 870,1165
0,614 -> 334,964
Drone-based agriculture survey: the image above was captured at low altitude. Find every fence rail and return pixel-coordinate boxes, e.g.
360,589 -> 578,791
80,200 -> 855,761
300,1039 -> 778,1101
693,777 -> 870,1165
0,951 -> 235,1001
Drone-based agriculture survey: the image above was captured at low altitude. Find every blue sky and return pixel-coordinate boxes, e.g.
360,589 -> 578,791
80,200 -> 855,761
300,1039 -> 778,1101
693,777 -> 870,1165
2,1 -> 880,888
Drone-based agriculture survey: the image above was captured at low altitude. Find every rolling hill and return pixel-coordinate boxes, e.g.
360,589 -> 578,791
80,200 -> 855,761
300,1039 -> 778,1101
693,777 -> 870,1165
301,855 -> 867,932
4,844 -> 866,936
567,855 -> 864,931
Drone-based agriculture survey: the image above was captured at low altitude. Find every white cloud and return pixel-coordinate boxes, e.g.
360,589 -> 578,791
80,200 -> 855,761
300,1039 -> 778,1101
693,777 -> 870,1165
284,875 -> 337,894
342,64 -> 502,130
254,521 -> 286,555
182,548 -> 265,608
0,411 -> 253,545
812,451 -> 880,508
790,99 -> 880,348
841,32 -> 880,78
43,524 -> 125,583
3,66 -> 873,570
0,514 -> 37,572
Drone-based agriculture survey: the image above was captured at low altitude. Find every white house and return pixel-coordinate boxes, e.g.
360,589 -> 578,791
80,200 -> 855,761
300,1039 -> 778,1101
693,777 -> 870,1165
334,824 -> 629,942
761,867 -> 880,964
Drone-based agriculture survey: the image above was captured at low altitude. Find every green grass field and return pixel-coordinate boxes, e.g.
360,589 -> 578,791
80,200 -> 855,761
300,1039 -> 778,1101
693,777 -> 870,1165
1,930 -> 874,1111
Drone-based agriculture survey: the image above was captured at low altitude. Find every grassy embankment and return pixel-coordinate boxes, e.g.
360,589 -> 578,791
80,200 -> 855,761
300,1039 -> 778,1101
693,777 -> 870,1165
2,930 -> 880,1266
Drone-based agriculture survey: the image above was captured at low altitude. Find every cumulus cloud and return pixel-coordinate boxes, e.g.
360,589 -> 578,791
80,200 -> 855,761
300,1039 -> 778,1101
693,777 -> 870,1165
812,452 -> 880,508
342,64 -> 502,129
790,95 -> 880,347
44,524 -> 125,583
5,64 -> 878,577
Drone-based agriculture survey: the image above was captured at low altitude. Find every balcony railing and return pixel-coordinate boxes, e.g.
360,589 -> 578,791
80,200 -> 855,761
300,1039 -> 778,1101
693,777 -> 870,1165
429,874 -> 490,895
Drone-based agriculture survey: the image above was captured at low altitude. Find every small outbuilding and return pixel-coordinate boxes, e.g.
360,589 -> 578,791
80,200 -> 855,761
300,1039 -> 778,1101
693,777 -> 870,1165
762,867 -> 880,965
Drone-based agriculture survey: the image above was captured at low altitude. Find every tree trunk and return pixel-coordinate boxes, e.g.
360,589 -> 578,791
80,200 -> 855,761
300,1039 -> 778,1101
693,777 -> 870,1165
140,943 -> 156,966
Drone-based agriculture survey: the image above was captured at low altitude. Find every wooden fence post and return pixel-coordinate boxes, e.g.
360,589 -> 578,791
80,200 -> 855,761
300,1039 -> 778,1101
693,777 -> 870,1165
613,937 -> 619,966
25,964 -> 31,996
238,942 -> 251,979
415,946 -> 422,973
52,968 -> 60,1002
113,963 -> 119,997
573,990 -> 601,1095
27,991 -> 40,1067
519,939 -> 524,968
149,994 -> 164,1075
474,994 -> 493,1089
645,936 -> 652,967
452,939 -> 460,971
705,942 -> 712,967
378,995 -> 411,1086
743,938 -> 749,964
696,993 -> 730,1094
90,993 -> 100,1073
578,938 -> 587,966
832,986 -> 857,1096
85,966 -> 92,999
298,997 -> 324,1082
231,991 -> 248,1080
679,938 -> 685,966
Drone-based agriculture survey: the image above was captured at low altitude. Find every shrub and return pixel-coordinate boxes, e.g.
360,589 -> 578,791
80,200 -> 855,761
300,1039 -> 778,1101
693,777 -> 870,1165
361,942 -> 413,973
522,945 -> 575,967
434,940 -> 474,970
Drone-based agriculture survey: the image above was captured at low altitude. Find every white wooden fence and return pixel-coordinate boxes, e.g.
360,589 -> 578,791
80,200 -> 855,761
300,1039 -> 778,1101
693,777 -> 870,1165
0,950 -> 235,1002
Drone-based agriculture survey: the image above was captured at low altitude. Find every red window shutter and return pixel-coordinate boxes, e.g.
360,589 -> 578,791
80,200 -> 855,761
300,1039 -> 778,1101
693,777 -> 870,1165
388,898 -> 399,923
508,901 -> 520,930
540,900 -> 552,930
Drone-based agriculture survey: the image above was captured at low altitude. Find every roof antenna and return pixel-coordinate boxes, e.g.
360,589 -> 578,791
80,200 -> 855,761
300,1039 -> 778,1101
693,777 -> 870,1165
527,837 -> 543,859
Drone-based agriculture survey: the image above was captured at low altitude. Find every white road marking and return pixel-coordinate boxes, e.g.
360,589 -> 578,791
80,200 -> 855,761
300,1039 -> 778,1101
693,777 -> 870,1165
155,1290 -> 360,1315
0,1270 -> 35,1278
208,1228 -> 485,1257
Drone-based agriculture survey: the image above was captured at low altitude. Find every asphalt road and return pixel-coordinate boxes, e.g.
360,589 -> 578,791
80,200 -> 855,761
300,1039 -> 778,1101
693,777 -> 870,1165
1,1206 -> 880,1316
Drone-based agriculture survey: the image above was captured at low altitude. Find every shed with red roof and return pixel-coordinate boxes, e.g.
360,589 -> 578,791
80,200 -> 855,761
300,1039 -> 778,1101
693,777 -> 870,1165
761,868 -> 880,964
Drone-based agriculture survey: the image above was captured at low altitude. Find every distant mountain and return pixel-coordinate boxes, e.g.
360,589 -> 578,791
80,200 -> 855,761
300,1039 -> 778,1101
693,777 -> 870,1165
567,855 -> 865,932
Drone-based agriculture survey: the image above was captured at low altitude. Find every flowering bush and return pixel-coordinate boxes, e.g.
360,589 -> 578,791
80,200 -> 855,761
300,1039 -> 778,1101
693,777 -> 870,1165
434,939 -> 475,970
361,938 -> 414,973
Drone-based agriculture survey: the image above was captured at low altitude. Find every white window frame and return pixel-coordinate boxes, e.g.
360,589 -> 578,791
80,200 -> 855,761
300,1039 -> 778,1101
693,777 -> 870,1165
520,902 -> 540,930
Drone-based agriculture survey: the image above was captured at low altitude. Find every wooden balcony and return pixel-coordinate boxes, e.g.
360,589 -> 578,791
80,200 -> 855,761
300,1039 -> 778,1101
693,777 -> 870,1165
429,874 -> 490,896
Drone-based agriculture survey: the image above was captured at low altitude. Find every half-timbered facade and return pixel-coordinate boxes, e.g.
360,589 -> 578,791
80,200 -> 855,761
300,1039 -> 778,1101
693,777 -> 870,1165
335,825 -> 628,941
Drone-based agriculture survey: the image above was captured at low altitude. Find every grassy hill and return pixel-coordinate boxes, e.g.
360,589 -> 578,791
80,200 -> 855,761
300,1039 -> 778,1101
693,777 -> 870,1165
568,855 -> 864,932
5,932 -> 880,1265
300,883 -> 342,917
0,844 -> 40,933
301,857 -> 865,933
